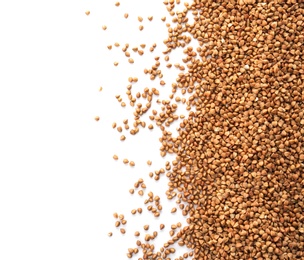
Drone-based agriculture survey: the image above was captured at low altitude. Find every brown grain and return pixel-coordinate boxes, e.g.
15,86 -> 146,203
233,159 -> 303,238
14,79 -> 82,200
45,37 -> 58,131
170,207 -> 176,213
143,225 -> 149,231
129,161 -> 135,167
115,221 -> 120,227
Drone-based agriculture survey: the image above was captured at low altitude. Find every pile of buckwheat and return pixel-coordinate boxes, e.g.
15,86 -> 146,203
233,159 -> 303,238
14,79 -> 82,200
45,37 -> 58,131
89,0 -> 304,259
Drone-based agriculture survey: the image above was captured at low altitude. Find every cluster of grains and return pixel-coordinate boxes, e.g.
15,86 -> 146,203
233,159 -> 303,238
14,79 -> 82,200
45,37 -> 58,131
93,0 -> 304,259
156,0 -> 303,259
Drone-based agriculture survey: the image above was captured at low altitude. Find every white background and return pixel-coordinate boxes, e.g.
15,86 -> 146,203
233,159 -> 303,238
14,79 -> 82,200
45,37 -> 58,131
0,0 -> 195,259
